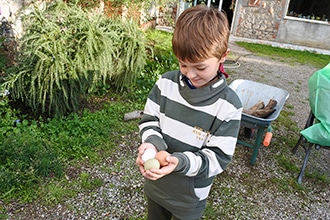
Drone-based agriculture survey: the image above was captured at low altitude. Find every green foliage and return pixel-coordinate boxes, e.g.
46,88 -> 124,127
130,29 -> 179,103
107,19 -> 147,90
4,1 -> 146,117
41,110 -> 111,160
0,85 -> 10,111
146,29 -> 177,70
41,180 -> 76,205
0,92 -> 139,202
0,120 -> 63,202
0,84 -> 19,140
107,0 -> 170,7
79,171 -> 104,191
236,41 -> 330,69
66,0 -> 100,9
0,36 -> 6,76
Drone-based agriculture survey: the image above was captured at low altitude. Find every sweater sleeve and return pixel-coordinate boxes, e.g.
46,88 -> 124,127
138,81 -> 168,151
174,106 -> 242,178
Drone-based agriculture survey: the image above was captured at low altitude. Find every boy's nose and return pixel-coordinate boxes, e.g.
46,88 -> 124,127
186,69 -> 196,79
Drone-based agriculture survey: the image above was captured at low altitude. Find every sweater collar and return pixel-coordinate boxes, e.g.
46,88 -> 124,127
179,72 -> 227,105
179,71 -> 225,89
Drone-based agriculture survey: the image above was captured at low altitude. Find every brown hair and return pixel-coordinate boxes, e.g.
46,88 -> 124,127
172,5 -> 230,63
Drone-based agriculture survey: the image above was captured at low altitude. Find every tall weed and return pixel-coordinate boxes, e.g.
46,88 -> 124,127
4,1 -> 146,117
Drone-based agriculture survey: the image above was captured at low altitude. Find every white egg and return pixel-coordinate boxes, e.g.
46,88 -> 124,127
141,148 -> 157,162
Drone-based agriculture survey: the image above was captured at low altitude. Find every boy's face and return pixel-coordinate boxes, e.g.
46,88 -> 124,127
179,57 -> 222,88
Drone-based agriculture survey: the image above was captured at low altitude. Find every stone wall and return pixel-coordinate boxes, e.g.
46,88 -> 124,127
233,0 -> 286,41
0,0 -> 34,67
0,0 -> 33,19
0,0 -> 36,40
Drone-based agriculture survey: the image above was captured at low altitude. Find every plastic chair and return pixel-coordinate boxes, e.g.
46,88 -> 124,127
292,110 -> 330,184
293,64 -> 330,184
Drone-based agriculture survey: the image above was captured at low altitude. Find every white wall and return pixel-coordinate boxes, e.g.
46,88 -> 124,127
276,17 -> 330,50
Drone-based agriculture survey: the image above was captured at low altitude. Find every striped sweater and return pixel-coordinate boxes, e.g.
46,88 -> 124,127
139,70 -> 242,215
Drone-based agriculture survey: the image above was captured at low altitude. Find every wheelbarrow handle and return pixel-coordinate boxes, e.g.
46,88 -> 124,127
263,126 -> 273,147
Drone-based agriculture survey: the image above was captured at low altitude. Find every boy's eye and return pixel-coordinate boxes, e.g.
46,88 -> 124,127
197,67 -> 206,71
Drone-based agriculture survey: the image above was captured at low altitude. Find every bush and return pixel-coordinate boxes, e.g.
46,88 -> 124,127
3,1 -> 146,117
0,84 -> 16,138
0,120 -> 63,202
0,36 -> 7,80
130,29 -> 179,103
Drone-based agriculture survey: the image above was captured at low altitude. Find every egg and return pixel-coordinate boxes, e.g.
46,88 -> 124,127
155,150 -> 170,167
144,158 -> 160,171
141,148 -> 157,162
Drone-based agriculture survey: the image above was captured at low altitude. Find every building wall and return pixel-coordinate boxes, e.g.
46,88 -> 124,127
232,0 -> 285,41
276,17 -> 330,50
0,0 -> 36,39
231,0 -> 330,50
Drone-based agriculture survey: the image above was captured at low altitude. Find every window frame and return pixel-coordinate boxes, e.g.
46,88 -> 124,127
284,0 -> 330,24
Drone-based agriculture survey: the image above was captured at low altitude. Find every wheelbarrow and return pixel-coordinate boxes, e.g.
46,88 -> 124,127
229,79 -> 290,165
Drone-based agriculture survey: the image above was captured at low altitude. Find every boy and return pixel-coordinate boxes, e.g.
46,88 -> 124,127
136,5 -> 242,220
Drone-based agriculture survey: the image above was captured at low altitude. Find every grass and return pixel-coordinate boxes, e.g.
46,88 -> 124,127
0,91 -> 141,202
236,41 -> 330,69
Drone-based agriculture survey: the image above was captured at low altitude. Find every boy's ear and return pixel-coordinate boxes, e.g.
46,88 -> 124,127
220,49 -> 230,63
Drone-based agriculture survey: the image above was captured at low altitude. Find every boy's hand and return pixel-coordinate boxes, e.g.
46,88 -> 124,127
136,143 -> 178,180
143,155 -> 178,181
136,143 -> 157,175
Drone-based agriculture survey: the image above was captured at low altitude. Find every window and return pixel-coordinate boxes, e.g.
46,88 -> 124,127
287,0 -> 330,22
193,0 -> 235,28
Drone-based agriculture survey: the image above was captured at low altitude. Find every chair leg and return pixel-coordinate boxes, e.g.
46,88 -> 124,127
293,135 -> 304,154
297,143 -> 313,184
293,110 -> 314,154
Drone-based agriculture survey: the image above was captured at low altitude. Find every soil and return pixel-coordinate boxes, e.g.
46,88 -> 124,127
2,40 -> 330,219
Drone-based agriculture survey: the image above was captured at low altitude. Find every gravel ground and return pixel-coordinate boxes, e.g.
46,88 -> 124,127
3,40 -> 330,219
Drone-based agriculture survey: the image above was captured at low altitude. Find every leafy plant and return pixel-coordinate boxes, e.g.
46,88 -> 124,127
0,84 -> 19,141
0,120 -> 63,202
129,29 -> 179,103
4,1 -> 146,117
66,0 -> 100,9
0,36 -> 6,76
0,90 -> 139,202
106,0 -> 172,7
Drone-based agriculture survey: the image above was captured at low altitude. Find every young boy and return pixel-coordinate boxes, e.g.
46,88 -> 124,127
136,5 -> 242,220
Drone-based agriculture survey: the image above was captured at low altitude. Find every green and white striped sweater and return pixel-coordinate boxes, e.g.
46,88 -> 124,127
139,70 -> 242,216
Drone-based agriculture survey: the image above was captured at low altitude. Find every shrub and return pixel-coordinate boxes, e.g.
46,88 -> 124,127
0,36 -> 5,76
0,83 -> 16,139
130,29 -> 179,103
0,120 -> 63,201
3,1 -> 146,117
